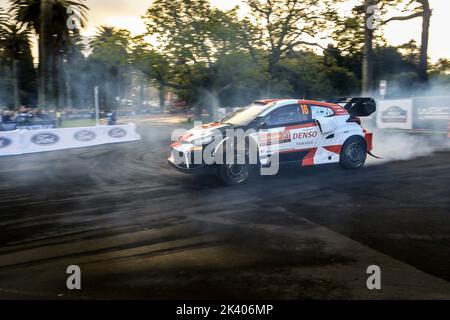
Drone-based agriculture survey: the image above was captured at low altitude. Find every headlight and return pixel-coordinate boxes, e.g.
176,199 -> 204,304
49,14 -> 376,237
192,136 -> 215,146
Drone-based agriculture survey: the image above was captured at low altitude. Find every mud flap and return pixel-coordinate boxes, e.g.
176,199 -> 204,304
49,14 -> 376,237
368,151 -> 382,159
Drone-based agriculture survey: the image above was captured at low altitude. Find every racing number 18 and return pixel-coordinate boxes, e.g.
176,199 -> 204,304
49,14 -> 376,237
301,104 -> 309,115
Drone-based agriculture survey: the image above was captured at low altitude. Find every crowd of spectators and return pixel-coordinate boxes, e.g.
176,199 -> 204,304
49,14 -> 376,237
0,106 -> 54,123
0,106 -> 121,131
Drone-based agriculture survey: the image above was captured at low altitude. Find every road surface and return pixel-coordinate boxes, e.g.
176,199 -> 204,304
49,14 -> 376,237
0,123 -> 449,299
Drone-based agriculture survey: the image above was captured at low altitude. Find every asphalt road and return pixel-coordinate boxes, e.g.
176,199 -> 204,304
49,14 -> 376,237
0,123 -> 449,299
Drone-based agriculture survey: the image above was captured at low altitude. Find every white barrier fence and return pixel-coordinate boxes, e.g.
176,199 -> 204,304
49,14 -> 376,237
0,123 -> 141,156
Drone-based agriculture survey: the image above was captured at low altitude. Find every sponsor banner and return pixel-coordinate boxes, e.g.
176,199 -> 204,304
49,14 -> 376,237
0,130 -> 22,155
412,97 -> 450,132
74,129 -> 97,142
0,124 -> 140,156
377,99 -> 413,129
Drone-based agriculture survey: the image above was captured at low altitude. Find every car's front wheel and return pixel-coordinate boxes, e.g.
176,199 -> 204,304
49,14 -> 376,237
340,136 -> 367,170
218,154 -> 254,186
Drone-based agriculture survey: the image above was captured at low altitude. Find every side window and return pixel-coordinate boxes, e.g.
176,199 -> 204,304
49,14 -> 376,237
265,104 -> 311,127
311,106 -> 334,120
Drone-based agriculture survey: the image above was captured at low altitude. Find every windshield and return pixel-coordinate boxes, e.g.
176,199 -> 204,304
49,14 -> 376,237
220,102 -> 274,126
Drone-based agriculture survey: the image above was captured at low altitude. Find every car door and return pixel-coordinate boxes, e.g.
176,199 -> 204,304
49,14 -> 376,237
257,103 -> 318,165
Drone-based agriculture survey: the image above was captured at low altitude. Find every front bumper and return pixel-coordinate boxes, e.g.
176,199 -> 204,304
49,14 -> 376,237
168,141 -> 216,174
167,155 -> 213,174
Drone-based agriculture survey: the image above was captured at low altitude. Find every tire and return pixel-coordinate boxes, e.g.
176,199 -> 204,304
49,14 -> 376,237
217,153 -> 255,186
340,136 -> 367,170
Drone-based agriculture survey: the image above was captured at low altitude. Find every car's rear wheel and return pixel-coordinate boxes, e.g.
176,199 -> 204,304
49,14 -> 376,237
218,154 -> 254,186
340,136 -> 367,170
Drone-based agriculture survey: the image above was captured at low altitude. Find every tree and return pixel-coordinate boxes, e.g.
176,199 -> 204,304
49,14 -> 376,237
335,0 -> 431,93
144,0 -> 246,117
381,0 -> 431,83
362,0 -> 377,95
332,1 -> 384,94
430,58 -> 450,75
279,51 -> 334,98
88,26 -> 131,110
131,36 -> 170,111
239,0 -> 340,94
0,24 -> 30,107
0,9 -> 36,107
63,30 -> 86,107
429,59 -> 450,90
10,0 -> 88,107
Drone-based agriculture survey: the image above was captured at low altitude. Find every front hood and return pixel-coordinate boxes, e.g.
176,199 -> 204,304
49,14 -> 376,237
180,122 -> 232,143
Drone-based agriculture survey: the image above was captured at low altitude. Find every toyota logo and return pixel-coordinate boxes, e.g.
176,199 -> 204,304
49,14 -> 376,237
108,128 -> 127,138
74,130 -> 96,142
31,132 -> 59,145
0,137 -> 12,149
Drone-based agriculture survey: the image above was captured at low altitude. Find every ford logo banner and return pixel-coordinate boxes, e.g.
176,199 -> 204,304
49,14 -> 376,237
109,128 -> 127,138
31,133 -> 60,145
74,130 -> 96,142
0,136 -> 12,149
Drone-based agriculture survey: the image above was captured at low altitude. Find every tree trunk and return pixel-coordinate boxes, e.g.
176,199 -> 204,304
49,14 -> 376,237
105,80 -> 111,111
39,0 -> 53,108
64,60 -> 73,108
57,55 -> 65,109
139,73 -> 145,110
419,0 -> 431,83
267,55 -> 279,96
12,59 -> 20,108
159,81 -> 165,112
207,89 -> 219,122
362,0 -> 376,95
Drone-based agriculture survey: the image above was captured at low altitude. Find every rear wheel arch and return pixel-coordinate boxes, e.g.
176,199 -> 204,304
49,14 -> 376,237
341,134 -> 367,151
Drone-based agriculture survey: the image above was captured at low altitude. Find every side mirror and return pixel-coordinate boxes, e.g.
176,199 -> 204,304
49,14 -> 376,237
259,122 -> 268,129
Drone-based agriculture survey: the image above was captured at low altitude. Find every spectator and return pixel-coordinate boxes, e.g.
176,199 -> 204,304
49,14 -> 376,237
56,110 -> 62,127
107,110 -> 117,125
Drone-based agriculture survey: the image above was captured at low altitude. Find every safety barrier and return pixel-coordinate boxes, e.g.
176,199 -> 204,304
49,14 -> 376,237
0,123 -> 141,156
377,97 -> 450,133
377,99 -> 413,130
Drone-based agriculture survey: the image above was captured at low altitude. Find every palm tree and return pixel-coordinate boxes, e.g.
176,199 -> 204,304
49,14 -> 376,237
10,0 -> 88,107
63,30 -> 85,107
89,26 -> 131,110
0,9 -> 34,107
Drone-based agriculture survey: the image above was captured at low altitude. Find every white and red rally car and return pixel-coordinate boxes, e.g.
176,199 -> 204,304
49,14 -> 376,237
169,98 -> 376,185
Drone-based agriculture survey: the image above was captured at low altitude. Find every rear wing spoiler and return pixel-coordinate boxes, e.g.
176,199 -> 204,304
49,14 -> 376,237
327,97 -> 376,117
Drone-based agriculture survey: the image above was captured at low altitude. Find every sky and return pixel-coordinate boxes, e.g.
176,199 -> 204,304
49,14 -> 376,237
1,0 -> 449,62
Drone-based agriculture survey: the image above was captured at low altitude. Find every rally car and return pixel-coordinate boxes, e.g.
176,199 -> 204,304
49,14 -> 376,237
168,98 -> 376,185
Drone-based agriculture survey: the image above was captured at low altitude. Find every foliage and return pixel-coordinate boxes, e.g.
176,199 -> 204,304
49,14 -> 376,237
87,26 -> 132,110
0,0 -> 447,110
0,9 -> 36,106
10,0 -> 89,107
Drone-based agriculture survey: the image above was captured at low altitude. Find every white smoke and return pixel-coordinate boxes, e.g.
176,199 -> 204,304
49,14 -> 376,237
367,131 -> 450,165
